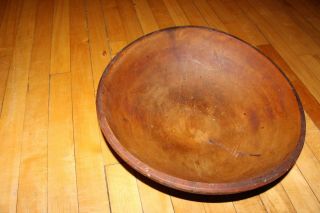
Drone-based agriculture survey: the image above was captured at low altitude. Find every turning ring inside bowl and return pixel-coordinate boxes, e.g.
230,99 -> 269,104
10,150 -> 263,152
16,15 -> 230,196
97,26 -> 305,195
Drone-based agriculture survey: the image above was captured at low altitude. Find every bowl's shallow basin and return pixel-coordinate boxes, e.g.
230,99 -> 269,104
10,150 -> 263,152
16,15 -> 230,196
97,26 -> 305,195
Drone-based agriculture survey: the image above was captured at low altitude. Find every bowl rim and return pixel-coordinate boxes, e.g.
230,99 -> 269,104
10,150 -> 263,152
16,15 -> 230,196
96,26 -> 306,195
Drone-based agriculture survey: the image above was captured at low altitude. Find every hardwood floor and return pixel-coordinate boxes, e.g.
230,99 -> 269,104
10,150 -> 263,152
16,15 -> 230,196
0,0 -> 320,212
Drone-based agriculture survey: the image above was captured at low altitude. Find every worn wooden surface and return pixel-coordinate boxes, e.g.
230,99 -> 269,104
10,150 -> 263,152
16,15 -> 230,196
0,0 -> 320,212
97,26 -> 304,194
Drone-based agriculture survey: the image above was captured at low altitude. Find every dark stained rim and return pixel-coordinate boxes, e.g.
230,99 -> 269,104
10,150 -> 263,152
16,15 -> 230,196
96,26 -> 306,195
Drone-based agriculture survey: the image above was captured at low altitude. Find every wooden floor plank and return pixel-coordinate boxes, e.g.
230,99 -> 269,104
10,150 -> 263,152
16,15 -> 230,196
117,0 -> 143,43
300,54 -> 320,83
233,196 -> 267,213
315,55 -> 320,65
282,166 -> 320,212
101,0 -> 127,57
16,0 -> 53,211
296,116 -> 320,202
276,1 -> 320,49
239,0 -> 320,103
192,0 -> 227,32
85,0 -> 111,91
176,0 -> 207,26
0,0 -> 8,26
252,0 -> 320,56
207,0 -> 268,46
147,0 -> 174,29
244,0 -> 320,101
48,73 -> 78,213
0,0 -> 21,115
204,202 -> 236,213
134,0 -> 160,36
70,0 -> 110,211
286,0 -> 320,33
99,133 -> 119,166
297,143 -> 320,201
133,0 -> 159,34
171,197 -> 206,213
260,183 -> 295,213
50,0 -> 70,74
0,0 -> 38,211
162,0 -> 189,26
106,164 -> 143,213
305,114 -> 320,162
137,180 -> 175,213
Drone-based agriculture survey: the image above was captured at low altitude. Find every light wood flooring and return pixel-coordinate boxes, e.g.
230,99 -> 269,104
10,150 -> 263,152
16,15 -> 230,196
1,0 -> 320,212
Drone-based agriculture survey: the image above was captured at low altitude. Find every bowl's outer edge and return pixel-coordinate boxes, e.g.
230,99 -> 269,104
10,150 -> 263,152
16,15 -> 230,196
96,26 -> 306,195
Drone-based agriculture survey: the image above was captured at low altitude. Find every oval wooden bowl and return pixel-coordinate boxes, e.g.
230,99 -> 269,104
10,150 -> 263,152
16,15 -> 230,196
97,26 -> 305,195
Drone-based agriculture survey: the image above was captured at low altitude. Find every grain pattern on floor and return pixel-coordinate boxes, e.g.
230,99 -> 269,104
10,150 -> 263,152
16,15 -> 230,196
0,0 -> 320,212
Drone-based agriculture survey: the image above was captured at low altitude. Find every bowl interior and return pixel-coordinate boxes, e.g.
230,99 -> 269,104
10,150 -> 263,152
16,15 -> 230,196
97,27 -> 303,193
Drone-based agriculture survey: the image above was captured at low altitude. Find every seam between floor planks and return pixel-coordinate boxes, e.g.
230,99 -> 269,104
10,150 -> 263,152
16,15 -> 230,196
1,0 -> 320,212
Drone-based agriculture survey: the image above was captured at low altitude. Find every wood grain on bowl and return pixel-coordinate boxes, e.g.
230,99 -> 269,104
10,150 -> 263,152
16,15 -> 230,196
96,26 -> 305,195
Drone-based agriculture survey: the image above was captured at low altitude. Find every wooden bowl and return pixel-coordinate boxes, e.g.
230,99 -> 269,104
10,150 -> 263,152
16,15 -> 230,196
97,26 -> 305,195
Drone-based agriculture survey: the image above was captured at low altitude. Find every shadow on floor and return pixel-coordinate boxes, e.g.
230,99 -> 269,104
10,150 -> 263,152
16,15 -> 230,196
104,140 -> 288,203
